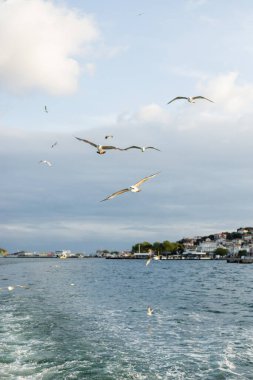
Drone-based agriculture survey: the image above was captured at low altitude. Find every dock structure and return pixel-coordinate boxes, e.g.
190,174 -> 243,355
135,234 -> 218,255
227,256 -> 253,264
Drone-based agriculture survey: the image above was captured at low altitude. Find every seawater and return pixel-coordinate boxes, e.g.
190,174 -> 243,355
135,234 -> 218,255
0,258 -> 253,380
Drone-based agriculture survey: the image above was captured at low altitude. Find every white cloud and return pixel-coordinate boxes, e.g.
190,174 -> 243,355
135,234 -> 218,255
84,63 -> 96,77
198,72 -> 253,114
0,0 -> 100,95
168,72 -> 253,131
136,104 -> 170,124
117,104 -> 170,126
186,0 -> 208,9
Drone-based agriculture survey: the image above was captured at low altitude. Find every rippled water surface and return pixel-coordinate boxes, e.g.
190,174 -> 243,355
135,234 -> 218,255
0,258 -> 253,379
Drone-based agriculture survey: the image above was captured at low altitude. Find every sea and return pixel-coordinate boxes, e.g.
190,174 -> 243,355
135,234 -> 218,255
0,258 -> 253,380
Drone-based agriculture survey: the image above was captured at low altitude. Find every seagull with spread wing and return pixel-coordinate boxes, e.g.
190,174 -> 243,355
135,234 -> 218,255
124,146 -> 160,152
39,160 -> 52,167
167,96 -> 214,104
75,137 -> 123,155
100,172 -> 160,202
51,141 -> 57,148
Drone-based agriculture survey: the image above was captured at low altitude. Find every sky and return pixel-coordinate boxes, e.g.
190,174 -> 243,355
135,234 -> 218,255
1,0 -> 253,253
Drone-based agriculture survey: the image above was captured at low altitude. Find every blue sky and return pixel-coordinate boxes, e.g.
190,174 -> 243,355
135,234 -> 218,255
1,0 -> 253,253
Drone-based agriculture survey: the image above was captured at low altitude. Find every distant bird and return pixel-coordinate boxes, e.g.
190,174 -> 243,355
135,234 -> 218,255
138,12 -> 144,16
44,105 -> 48,113
167,96 -> 214,104
146,256 -> 152,266
16,285 -> 29,289
147,306 -> 154,316
100,172 -> 160,202
51,141 -> 57,148
75,137 -> 123,155
39,160 -> 52,167
7,286 -> 15,291
105,135 -> 113,139
124,146 -> 160,152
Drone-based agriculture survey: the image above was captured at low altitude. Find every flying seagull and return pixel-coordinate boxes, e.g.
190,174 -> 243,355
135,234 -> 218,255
100,172 -> 160,202
124,146 -> 160,152
44,105 -> 48,113
51,141 -> 58,148
105,135 -> 113,139
147,306 -> 154,316
146,256 -> 153,266
75,136 -> 123,155
39,160 -> 52,167
167,96 -> 214,104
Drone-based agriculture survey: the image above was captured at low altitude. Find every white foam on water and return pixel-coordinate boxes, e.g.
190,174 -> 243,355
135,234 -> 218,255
218,342 -> 242,377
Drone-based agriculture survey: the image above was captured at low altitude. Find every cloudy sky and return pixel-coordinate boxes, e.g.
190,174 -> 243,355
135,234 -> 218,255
1,0 -> 253,253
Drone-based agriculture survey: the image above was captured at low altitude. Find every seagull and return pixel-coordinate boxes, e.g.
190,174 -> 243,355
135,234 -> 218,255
51,141 -> 57,148
7,286 -> 15,291
146,256 -> 152,266
16,285 -> 29,289
124,146 -> 160,152
44,105 -> 48,113
100,172 -> 160,202
105,135 -> 113,139
147,306 -> 154,316
167,96 -> 214,104
39,160 -> 52,167
75,137 -> 123,155
146,250 -> 154,266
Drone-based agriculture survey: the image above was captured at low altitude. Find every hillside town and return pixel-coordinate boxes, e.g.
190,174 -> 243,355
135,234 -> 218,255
96,227 -> 253,261
1,227 -> 253,262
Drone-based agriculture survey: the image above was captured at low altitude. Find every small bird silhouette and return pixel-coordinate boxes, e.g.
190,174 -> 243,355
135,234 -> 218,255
51,141 -> 57,148
167,96 -> 213,104
147,306 -> 154,316
44,105 -> 48,113
39,160 -> 52,167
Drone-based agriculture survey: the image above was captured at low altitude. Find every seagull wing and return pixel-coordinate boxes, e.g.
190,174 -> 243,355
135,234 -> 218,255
146,257 -> 152,266
192,96 -> 214,103
74,137 -> 97,148
145,147 -> 161,151
102,145 -> 123,150
124,146 -> 142,151
167,96 -> 188,104
100,188 -> 130,202
133,172 -> 160,188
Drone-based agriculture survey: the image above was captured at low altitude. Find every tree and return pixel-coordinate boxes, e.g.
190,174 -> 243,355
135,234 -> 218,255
152,241 -> 163,254
132,242 -> 153,253
237,250 -> 247,258
226,232 -> 242,240
0,248 -> 8,256
213,247 -> 228,257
